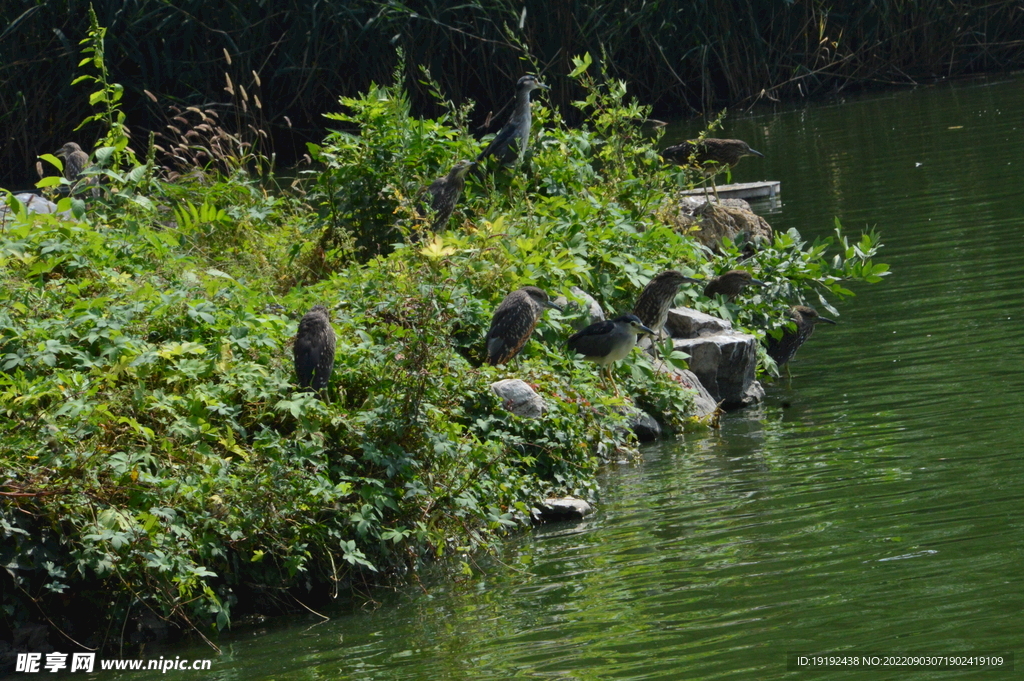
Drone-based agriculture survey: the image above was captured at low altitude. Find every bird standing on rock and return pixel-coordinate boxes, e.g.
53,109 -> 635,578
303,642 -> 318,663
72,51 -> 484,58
485,286 -> 562,366
632,270 -> 701,340
703,270 -> 767,301
423,160 -> 475,230
294,305 -> 336,394
55,142 -> 89,183
568,314 -> 655,396
766,305 -> 836,367
477,75 -> 549,166
662,138 -> 763,200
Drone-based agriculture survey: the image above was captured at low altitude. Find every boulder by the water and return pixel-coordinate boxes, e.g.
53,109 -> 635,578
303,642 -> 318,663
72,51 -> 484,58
660,195 -> 773,253
622,405 -> 662,442
532,497 -> 593,523
0,193 -> 74,224
491,378 -> 546,418
665,307 -> 734,339
650,364 -> 720,418
670,332 -> 763,409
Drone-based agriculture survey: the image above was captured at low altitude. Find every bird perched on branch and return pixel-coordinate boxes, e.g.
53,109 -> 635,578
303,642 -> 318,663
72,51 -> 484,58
55,142 -> 89,183
422,160 -> 475,230
703,270 -> 767,300
568,314 -> 655,396
632,270 -> 701,340
477,75 -> 549,166
294,305 -> 336,394
766,305 -> 836,367
485,286 -> 561,365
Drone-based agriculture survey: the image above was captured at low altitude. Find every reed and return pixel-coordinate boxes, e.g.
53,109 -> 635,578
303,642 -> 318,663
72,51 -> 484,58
2,0 -> 1023,188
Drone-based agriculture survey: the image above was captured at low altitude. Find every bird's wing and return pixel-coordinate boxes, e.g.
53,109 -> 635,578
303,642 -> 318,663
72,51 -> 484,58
477,120 -> 518,161
567,320 -> 616,355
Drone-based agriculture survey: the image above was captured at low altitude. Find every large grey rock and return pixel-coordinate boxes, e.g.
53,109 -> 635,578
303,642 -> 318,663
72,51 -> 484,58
0,193 -> 74,224
532,497 -> 593,523
554,286 -> 605,331
671,332 -> 762,409
491,379 -> 546,418
652,365 -> 719,418
665,307 -> 733,339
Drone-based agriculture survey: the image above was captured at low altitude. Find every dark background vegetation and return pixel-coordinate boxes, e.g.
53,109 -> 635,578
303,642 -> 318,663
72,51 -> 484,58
3,0 -> 1024,188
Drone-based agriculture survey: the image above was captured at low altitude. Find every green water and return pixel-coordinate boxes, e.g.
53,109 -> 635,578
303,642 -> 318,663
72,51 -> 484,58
91,74 -> 1024,680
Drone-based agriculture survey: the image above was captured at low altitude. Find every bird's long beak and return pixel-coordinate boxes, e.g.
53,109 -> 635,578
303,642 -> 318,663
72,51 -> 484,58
751,278 -> 768,286
638,323 -> 656,337
544,300 -> 563,311
682,276 -> 702,284
747,148 -> 765,158
537,82 -> 550,90
54,149 -> 65,158
816,316 -> 837,325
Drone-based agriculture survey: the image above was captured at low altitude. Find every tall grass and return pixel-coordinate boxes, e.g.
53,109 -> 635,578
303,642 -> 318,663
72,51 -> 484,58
3,0 -> 1024,187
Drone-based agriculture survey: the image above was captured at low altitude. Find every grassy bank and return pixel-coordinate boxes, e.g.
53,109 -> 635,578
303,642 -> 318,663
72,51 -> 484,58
1,52 -> 886,653
4,0 -> 1024,187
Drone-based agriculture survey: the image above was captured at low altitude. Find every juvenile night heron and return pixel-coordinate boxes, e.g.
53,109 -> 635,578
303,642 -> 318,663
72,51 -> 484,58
477,75 -> 549,165
293,305 -> 336,393
766,305 -> 836,367
55,142 -> 89,183
662,138 -> 763,200
423,160 -> 475,230
703,270 -> 767,300
485,286 -> 561,366
567,314 -> 655,396
632,270 -> 701,339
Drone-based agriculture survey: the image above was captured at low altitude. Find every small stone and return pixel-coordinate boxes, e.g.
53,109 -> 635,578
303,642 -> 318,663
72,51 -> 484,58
491,379 -> 546,418
623,405 -> 662,442
532,497 -> 593,523
554,287 -> 605,331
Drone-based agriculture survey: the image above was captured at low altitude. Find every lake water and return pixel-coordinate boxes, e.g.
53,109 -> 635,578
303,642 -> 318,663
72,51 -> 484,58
65,73 -> 1024,680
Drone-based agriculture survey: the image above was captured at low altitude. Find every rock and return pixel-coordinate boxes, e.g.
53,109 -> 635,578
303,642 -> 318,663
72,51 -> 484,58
670,332 -> 763,409
665,307 -> 733,339
491,379 -> 546,418
532,497 -> 593,522
623,405 -> 662,442
660,194 -> 773,253
651,365 -> 720,418
554,286 -> 605,330
0,193 -> 74,224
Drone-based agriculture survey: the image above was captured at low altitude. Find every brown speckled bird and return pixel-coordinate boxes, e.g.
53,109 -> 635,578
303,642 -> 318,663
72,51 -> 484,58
703,270 -> 767,300
485,286 -> 561,365
55,142 -> 89,182
424,160 -> 475,230
766,305 -> 836,367
632,270 -> 701,339
662,138 -> 763,174
293,305 -> 336,393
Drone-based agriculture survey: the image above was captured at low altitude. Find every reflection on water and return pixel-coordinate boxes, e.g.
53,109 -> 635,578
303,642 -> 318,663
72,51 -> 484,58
93,74 -> 1024,680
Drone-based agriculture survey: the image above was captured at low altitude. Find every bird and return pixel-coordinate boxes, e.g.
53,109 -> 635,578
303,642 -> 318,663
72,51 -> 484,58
477,75 -> 549,165
55,142 -> 89,183
632,270 -> 701,340
662,138 -> 763,200
293,305 -> 336,394
485,286 -> 561,365
567,314 -> 655,396
703,270 -> 767,300
765,305 -> 836,367
423,160 -> 476,230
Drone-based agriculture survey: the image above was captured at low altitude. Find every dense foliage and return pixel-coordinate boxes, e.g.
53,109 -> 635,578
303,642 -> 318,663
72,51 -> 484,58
1,51 -> 885,652
5,0 -> 1024,186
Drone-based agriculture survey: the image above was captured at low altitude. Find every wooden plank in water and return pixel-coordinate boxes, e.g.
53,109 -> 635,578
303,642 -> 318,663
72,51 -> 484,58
680,180 -> 780,200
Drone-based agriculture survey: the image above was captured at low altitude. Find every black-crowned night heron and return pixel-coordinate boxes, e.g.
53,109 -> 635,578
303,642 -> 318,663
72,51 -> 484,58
485,286 -> 561,365
632,270 -> 701,339
567,314 -> 655,396
55,142 -> 89,183
424,160 -> 475,230
294,305 -> 336,393
766,305 -> 836,367
703,270 -> 766,300
662,138 -> 763,200
477,75 -> 549,165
